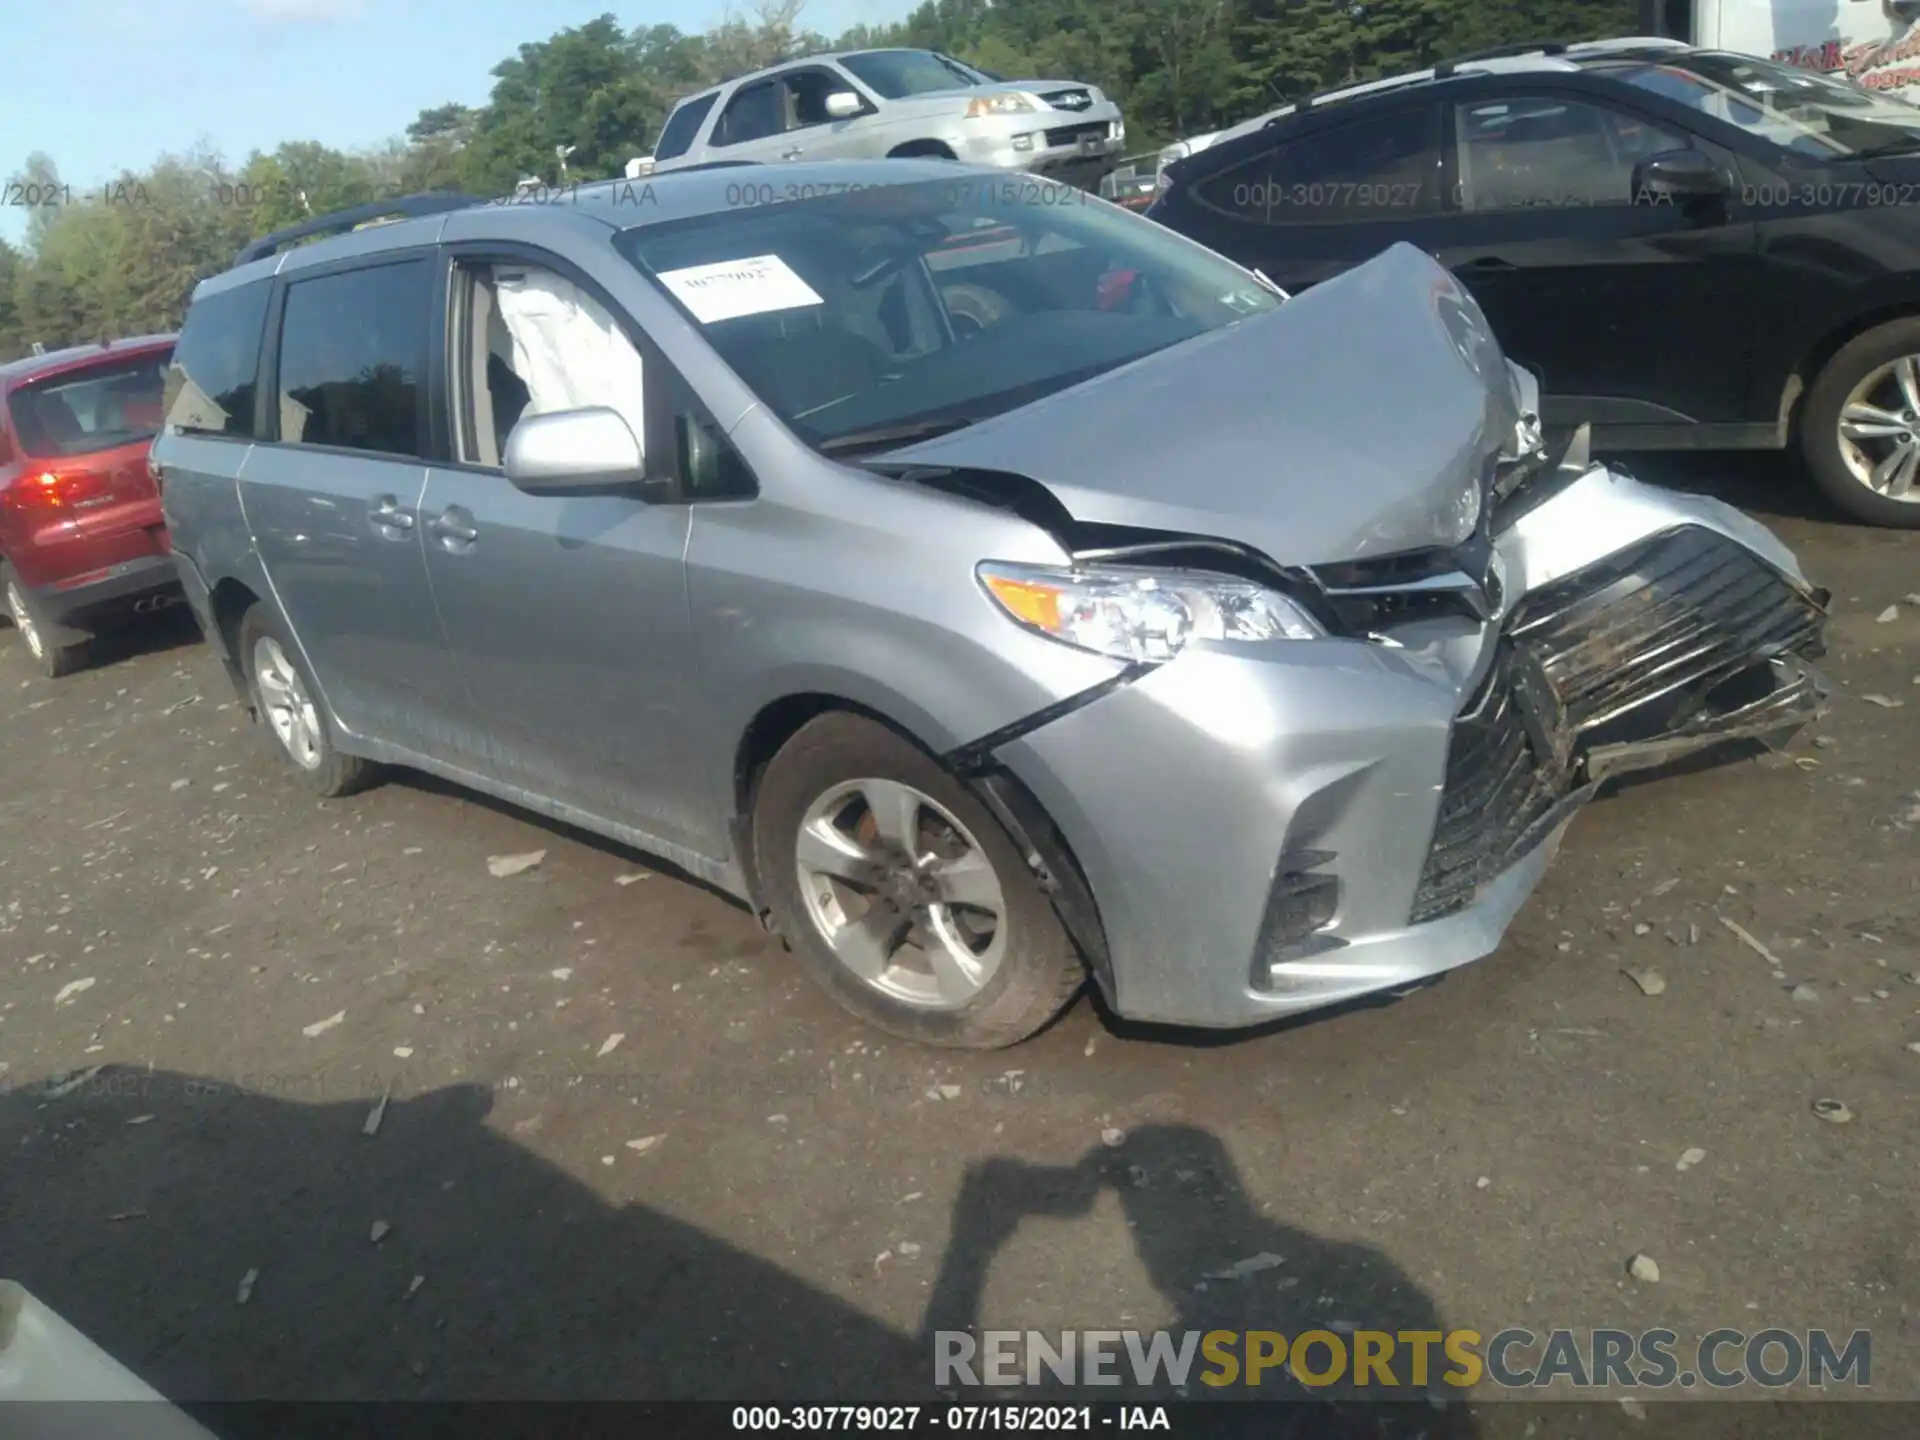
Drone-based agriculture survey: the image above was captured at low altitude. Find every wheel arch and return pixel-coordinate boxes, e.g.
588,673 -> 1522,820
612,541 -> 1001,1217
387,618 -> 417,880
727,690 -> 1111,995
208,575 -> 262,702
1778,297 -> 1920,439
886,139 -> 958,159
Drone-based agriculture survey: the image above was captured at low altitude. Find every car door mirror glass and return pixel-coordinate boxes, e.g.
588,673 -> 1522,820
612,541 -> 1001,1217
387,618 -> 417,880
503,407 -> 650,497
826,91 -> 863,119
1633,149 -> 1728,203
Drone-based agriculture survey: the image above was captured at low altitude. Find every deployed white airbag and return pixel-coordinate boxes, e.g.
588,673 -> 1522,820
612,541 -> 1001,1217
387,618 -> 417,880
493,270 -> 648,456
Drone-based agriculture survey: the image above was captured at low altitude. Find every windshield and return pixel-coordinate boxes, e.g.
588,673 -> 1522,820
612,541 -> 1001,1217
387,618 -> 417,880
617,179 -> 1279,452
9,352 -> 171,458
1598,52 -> 1920,158
839,49 -> 991,100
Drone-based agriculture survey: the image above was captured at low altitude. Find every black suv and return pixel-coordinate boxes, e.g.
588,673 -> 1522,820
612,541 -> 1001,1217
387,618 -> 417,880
1149,39 -> 1920,527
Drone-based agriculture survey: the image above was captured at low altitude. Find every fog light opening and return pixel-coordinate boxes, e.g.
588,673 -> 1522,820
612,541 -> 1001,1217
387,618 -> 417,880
1251,850 -> 1344,990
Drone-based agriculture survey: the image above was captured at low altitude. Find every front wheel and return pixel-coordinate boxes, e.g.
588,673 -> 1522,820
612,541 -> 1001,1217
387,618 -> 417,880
752,713 -> 1086,1048
1800,318 -> 1920,528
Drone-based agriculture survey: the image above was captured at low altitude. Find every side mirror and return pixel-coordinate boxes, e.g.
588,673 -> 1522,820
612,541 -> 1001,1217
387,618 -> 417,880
1632,148 -> 1729,205
503,407 -> 655,498
825,91 -> 864,120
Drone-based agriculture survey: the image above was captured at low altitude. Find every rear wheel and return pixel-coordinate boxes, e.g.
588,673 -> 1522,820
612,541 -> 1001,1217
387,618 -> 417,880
752,713 -> 1085,1048
1801,318 -> 1920,528
2,567 -> 86,679
238,603 -> 378,798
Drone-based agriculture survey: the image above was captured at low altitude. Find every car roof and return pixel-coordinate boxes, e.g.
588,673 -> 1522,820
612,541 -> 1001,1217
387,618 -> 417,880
1213,36 -> 1698,141
683,45 -> 957,100
193,159 -> 981,300
0,335 -> 176,389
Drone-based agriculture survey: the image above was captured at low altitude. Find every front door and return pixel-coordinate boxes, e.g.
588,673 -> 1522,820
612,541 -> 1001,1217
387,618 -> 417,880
1431,90 -> 1760,435
420,254 -> 703,849
707,78 -> 791,164
242,256 -> 464,752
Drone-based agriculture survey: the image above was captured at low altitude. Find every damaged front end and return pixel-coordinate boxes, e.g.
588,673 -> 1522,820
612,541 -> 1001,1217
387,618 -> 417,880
1394,417 -> 1832,927
887,245 -> 1829,1028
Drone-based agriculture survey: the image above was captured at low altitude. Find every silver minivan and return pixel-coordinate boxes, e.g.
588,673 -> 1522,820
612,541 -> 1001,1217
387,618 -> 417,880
155,164 -> 1828,1048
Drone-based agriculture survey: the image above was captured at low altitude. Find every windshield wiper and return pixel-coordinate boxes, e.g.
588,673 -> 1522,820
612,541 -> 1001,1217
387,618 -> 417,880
819,416 -> 977,457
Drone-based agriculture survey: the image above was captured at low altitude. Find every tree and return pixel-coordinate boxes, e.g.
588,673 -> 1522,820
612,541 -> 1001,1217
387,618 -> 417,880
461,14 -> 664,193
406,103 -> 479,147
0,240 -> 21,361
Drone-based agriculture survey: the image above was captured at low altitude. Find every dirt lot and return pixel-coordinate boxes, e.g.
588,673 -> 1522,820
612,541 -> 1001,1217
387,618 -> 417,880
0,454 -> 1914,1432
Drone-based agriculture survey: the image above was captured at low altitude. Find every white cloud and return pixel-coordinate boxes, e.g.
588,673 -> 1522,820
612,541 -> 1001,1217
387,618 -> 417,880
235,0 -> 370,21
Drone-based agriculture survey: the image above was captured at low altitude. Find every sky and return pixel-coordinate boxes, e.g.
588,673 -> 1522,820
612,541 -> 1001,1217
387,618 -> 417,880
0,0 -> 909,244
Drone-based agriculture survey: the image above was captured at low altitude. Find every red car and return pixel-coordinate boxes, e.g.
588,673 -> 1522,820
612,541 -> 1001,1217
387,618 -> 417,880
0,335 -> 180,677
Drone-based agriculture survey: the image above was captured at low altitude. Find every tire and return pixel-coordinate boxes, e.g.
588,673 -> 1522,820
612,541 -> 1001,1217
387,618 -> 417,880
3,566 -> 87,679
1800,317 -> 1920,528
237,602 -> 379,798
752,713 -> 1086,1048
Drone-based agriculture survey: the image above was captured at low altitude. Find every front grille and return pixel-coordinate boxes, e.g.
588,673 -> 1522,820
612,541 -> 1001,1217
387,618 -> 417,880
1039,88 -> 1094,110
1508,527 -> 1827,740
1410,645 -> 1570,924
1044,121 -> 1109,147
1408,525 -> 1828,924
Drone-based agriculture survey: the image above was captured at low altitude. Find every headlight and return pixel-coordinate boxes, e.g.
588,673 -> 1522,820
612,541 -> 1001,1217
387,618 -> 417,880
966,94 -> 1036,117
977,562 -> 1320,664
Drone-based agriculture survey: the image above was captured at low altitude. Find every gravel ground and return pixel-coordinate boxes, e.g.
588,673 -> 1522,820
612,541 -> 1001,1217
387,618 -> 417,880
0,455 -> 1913,1433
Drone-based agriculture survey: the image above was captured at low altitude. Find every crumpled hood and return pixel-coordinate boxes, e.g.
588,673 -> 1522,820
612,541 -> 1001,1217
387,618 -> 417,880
878,242 -> 1521,566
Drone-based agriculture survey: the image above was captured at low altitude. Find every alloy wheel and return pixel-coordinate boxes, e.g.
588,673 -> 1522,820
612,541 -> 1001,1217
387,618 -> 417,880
252,635 -> 325,771
6,583 -> 45,661
793,777 -> 1009,1010
1837,355 -> 1920,503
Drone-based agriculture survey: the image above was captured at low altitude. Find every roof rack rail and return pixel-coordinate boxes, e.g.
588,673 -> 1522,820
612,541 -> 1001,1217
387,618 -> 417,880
1282,66 -> 1429,117
1433,40 -> 1570,79
232,192 -> 484,269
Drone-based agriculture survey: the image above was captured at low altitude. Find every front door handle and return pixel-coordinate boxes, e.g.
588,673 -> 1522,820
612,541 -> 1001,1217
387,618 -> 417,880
428,506 -> 478,549
368,495 -> 414,535
781,146 -> 805,160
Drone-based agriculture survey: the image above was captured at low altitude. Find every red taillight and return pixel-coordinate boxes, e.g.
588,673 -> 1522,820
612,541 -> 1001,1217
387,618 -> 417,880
3,469 -> 107,513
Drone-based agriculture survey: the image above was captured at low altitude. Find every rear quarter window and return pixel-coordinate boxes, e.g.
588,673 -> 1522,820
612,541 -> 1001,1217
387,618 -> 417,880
166,282 -> 272,439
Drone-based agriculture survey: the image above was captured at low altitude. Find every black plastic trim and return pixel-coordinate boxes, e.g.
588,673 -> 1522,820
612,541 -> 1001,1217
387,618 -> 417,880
965,767 -> 1115,1004
942,664 -> 1152,776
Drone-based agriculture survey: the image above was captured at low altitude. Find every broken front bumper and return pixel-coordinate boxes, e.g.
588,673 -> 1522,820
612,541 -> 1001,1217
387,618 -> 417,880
989,467 -> 1830,1029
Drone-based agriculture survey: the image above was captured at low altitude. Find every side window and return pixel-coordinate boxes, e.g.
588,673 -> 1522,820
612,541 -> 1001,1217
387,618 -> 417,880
454,260 -> 648,470
275,259 -> 430,457
713,80 -> 784,147
655,92 -> 719,161
164,281 -> 271,439
1454,97 -> 1690,212
1193,107 -> 1440,224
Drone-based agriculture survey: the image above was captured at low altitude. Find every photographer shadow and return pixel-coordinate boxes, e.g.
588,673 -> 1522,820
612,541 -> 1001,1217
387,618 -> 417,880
921,1123 -> 1479,1438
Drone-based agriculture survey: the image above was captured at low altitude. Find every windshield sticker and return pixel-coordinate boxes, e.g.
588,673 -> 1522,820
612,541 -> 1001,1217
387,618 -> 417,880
656,254 -> 824,324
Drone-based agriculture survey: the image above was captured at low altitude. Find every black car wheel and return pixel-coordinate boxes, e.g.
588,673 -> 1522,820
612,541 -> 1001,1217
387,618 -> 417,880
1801,318 -> 1920,528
